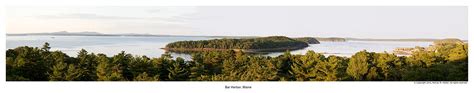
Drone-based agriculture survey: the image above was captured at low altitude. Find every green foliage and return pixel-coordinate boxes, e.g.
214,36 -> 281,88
95,54 -> 112,81
49,62 -> 67,80
373,52 -> 402,80
401,62 -> 468,81
346,50 -> 373,80
446,44 -> 468,62
6,42 -> 468,81
408,50 -> 443,67
6,43 -> 51,81
75,49 -> 98,80
134,72 -> 159,81
167,57 -> 189,81
294,37 -> 320,44
290,51 -> 324,81
65,64 -> 82,80
165,36 -> 309,51
314,56 -> 345,81
48,52 -> 69,81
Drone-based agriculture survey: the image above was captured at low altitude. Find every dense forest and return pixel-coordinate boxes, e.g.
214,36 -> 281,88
294,37 -> 320,44
164,36 -> 309,52
6,40 -> 467,81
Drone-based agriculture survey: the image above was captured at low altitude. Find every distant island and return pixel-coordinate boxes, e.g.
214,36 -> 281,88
7,31 -> 177,37
163,36 -> 312,53
7,31 -> 467,42
6,31 -> 258,38
315,37 -> 347,42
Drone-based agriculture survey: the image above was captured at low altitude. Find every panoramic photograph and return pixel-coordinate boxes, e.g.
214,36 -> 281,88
5,6 -> 467,81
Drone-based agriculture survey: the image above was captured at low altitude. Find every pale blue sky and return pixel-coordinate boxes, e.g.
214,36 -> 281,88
6,6 -> 467,39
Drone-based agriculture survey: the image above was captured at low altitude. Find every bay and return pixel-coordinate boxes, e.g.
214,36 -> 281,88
6,36 -> 433,60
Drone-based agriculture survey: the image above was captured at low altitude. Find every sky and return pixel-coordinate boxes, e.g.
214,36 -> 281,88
6,6 -> 467,39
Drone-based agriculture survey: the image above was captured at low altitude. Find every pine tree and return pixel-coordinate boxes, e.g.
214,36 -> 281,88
47,51 -> 70,81
167,57 -> 188,81
366,67 -> 380,80
41,42 -> 51,51
96,54 -> 113,81
373,52 -> 400,80
76,49 -> 97,80
262,59 -> 279,81
290,51 -> 324,81
189,54 -> 207,80
108,65 -> 125,81
65,64 -> 81,81
134,72 -> 159,81
408,51 -> 440,67
315,56 -> 341,81
346,50 -> 372,80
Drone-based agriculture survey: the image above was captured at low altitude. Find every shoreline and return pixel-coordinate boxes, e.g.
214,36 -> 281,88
161,46 -> 308,53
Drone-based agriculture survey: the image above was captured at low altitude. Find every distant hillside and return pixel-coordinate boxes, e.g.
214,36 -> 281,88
6,31 -> 467,42
315,37 -> 346,42
433,38 -> 465,46
6,31 -> 173,37
51,31 -> 103,35
294,37 -> 321,44
6,31 -> 258,38
7,31 -> 109,36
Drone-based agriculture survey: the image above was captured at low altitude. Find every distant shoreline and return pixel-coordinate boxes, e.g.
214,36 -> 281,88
6,32 -> 468,42
6,34 -> 259,39
345,38 -> 468,42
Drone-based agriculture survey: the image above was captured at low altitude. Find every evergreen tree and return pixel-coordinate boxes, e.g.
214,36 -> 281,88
167,57 -> 189,81
408,51 -> 441,67
373,52 -> 400,80
346,50 -> 372,80
96,54 -> 111,81
108,65 -> 125,81
41,42 -> 51,51
134,72 -> 159,81
75,49 -> 97,80
5,42 -> 468,81
47,51 -> 71,81
111,51 -> 133,80
315,56 -> 341,81
189,54 -> 207,80
65,64 -> 82,81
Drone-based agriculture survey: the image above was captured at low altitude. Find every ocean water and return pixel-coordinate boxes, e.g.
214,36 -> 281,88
6,36 -> 213,59
265,41 -> 433,57
6,36 -> 433,60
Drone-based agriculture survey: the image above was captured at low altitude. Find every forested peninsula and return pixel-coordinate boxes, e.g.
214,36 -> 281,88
163,36 -> 314,53
294,37 -> 320,44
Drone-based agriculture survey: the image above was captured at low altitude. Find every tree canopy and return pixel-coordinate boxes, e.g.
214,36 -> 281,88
6,42 -> 468,81
164,36 -> 309,52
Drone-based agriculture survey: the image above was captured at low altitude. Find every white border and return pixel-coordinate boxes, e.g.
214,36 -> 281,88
1,0 -> 472,93
1,0 -> 470,6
